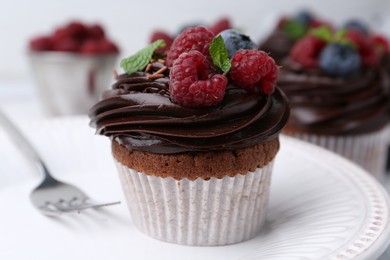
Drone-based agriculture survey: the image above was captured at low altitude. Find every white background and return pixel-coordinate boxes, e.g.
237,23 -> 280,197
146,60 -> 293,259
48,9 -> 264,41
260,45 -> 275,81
1,0 -> 390,81
1,1 -> 390,258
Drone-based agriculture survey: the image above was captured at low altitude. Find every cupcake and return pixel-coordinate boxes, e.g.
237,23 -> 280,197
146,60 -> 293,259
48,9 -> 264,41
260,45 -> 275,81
259,10 -> 331,64
89,26 -> 290,246
278,26 -> 390,180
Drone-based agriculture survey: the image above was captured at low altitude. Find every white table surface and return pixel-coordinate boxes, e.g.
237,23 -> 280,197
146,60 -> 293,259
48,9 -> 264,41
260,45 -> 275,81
1,80 -> 389,259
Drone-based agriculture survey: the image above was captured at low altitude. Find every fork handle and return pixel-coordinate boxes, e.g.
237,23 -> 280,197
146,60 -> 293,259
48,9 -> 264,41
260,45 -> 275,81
0,110 -> 52,179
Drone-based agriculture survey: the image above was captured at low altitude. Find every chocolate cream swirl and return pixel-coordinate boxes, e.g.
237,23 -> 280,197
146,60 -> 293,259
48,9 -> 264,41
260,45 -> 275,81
278,58 -> 390,135
89,65 -> 290,154
259,30 -> 296,65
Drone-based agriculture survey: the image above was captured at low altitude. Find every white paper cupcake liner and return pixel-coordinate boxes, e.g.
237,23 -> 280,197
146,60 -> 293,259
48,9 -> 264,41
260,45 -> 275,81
287,128 -> 388,180
114,159 -> 274,246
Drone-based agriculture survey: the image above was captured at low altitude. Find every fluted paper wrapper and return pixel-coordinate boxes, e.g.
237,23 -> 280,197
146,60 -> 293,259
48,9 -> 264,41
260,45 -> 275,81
114,159 -> 274,246
287,128 -> 389,180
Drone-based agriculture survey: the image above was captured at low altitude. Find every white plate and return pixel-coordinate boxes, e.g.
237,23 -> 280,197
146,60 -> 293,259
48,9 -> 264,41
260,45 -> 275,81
0,116 -> 389,260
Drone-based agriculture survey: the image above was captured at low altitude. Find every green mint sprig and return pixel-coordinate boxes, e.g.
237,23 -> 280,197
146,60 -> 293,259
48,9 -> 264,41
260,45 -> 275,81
309,26 -> 332,42
309,27 -> 357,49
282,20 -> 307,40
332,29 -> 357,49
209,35 -> 231,74
120,40 -> 166,75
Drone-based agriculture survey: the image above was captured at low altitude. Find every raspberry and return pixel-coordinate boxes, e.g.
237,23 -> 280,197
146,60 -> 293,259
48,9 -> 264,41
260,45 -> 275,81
80,39 -> 118,54
67,21 -> 88,40
80,40 -> 101,54
371,34 -> 390,54
150,30 -> 174,55
290,34 -> 326,67
276,17 -> 289,29
51,27 -> 73,45
53,37 -> 79,52
343,20 -> 368,34
88,24 -> 105,39
95,39 -> 119,53
29,21 -> 118,55
229,49 -> 278,94
29,36 -> 53,51
209,17 -> 232,35
166,26 -> 214,67
170,50 -> 227,108
346,29 -> 378,66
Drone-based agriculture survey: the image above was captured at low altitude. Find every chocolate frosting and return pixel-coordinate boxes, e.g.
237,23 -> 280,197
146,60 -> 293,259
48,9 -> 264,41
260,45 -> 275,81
278,58 -> 390,135
259,30 -> 295,64
89,67 -> 290,154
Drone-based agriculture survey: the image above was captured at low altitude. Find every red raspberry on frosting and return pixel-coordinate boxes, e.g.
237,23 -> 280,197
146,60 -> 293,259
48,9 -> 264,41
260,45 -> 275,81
290,34 -> 327,68
209,17 -> 232,35
346,29 -> 379,66
371,34 -> 390,54
150,30 -> 174,55
229,50 -> 278,94
166,26 -> 215,67
170,50 -> 227,108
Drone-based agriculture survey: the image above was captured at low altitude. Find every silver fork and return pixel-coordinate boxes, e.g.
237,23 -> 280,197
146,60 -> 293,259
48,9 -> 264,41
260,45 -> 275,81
0,110 -> 120,216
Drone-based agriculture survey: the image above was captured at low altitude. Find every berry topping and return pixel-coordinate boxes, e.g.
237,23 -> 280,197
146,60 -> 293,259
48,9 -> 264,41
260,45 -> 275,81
80,39 -> 119,54
229,49 -> 278,94
209,17 -> 232,35
371,34 -> 390,54
278,11 -> 331,40
319,43 -> 361,77
343,20 -> 368,34
66,21 -> 88,40
150,30 -> 174,55
170,50 -> 227,108
177,22 -> 204,35
290,34 -> 327,67
28,20 -> 119,54
166,26 -> 215,67
345,29 -> 378,66
54,38 -> 79,52
29,36 -> 53,51
219,29 -> 257,59
294,10 -> 313,26
88,24 -> 105,40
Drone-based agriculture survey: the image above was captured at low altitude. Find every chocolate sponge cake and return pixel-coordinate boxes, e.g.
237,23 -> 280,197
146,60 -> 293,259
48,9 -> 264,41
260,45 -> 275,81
112,132 -> 280,180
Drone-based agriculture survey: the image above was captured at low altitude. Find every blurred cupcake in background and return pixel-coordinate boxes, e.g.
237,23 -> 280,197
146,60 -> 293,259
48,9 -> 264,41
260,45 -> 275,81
369,27 -> 390,176
277,24 -> 390,180
28,20 -> 119,116
259,10 -> 332,64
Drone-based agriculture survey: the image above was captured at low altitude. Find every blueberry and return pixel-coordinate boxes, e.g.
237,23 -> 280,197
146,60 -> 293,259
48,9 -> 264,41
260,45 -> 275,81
319,43 -> 361,77
343,20 -> 368,34
219,29 -> 257,58
294,10 -> 313,26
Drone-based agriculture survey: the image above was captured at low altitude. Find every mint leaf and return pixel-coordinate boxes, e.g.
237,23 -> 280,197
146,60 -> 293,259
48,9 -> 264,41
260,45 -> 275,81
331,29 -> 357,49
333,29 -> 347,42
209,35 -> 231,74
282,20 -> 307,40
120,40 -> 166,75
309,26 -> 332,42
